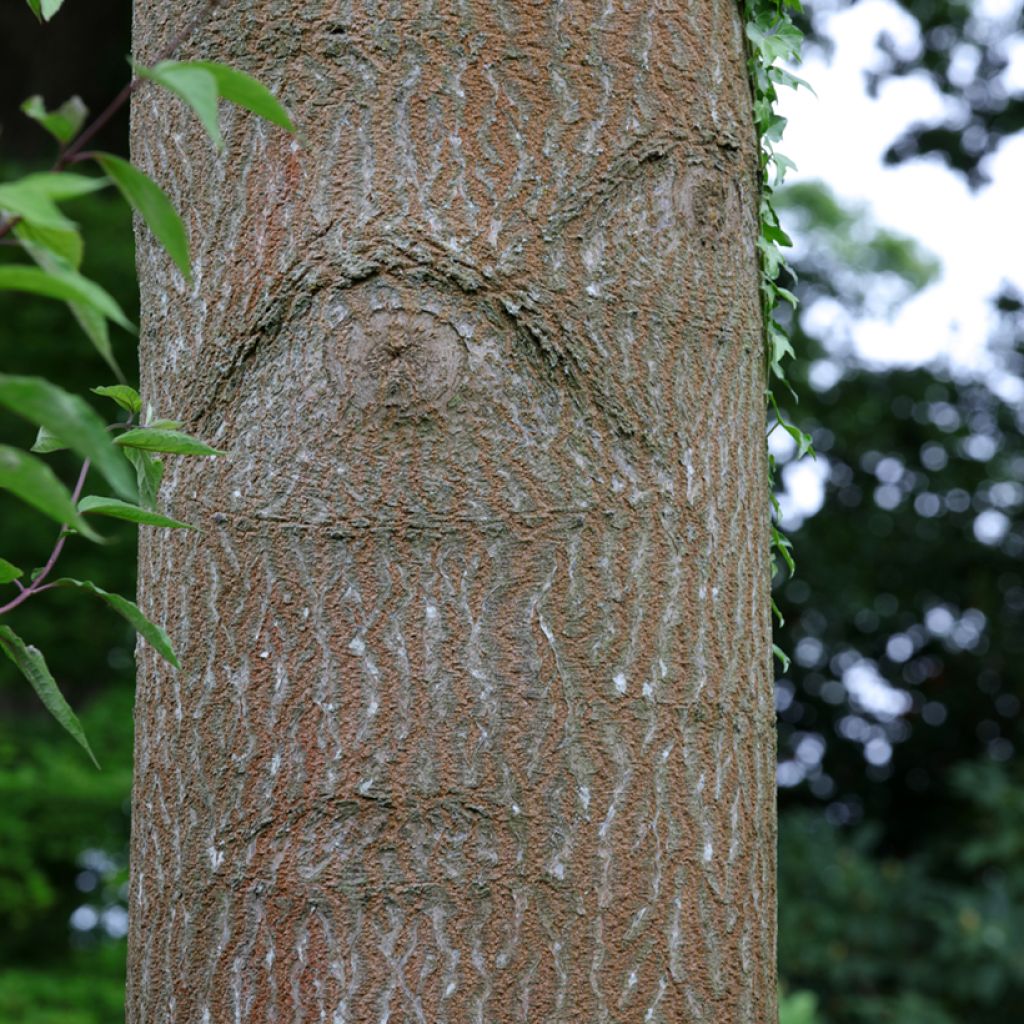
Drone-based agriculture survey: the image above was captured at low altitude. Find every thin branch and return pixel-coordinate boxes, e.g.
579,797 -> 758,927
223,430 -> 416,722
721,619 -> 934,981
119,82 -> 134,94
0,458 -> 90,617
0,0 -> 223,241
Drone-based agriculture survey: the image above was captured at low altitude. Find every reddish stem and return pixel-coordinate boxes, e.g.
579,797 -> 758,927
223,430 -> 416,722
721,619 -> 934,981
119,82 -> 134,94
0,458 -> 90,616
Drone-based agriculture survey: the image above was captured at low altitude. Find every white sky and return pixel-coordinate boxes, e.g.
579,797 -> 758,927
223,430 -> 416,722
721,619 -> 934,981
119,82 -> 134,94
777,0 -> 1024,376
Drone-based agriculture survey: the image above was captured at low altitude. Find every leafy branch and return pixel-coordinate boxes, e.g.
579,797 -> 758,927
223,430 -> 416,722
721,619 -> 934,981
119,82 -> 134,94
0,0 -> 295,763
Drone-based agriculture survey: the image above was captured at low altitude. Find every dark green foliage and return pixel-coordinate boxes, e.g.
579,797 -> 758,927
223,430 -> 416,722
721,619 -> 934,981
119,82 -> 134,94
773,181 -> 1024,1021
0,182 -> 135,1020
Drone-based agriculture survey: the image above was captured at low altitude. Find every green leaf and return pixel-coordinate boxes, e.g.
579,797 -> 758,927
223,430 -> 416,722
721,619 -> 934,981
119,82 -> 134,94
16,172 -> 109,201
0,444 -> 100,540
773,644 -> 791,673
0,625 -> 99,767
40,0 -> 66,20
70,301 -> 120,375
114,428 -> 224,456
52,578 -> 180,668
0,375 -> 137,502
95,153 -> 191,279
136,61 -> 222,150
21,94 -> 89,144
91,384 -> 141,415
0,558 -> 24,584
0,264 -> 134,332
14,232 -> 123,377
78,495 -> 192,530
183,61 -> 295,131
124,448 -> 164,510
14,220 -> 84,268
25,0 -> 42,19
0,173 -> 107,234
0,182 -> 72,232
30,425 -> 67,454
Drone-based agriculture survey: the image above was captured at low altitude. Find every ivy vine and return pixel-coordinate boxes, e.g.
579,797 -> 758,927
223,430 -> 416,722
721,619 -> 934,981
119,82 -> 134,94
743,0 -> 815,670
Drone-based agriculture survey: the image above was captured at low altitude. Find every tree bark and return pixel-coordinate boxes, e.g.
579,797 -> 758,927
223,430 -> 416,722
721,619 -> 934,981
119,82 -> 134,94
128,2 -> 775,1021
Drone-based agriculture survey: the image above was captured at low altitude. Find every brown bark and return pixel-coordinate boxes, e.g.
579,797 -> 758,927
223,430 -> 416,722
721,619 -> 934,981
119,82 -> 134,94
128,2 -> 775,1021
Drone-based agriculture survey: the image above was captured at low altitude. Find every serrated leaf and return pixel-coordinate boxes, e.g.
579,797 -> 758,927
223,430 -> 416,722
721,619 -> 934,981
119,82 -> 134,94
95,153 -> 191,279
31,425 -> 67,454
114,428 -> 224,456
78,495 -> 192,529
183,61 -> 295,131
0,444 -> 101,540
136,61 -> 222,150
91,384 -> 141,415
52,578 -> 179,668
0,625 -> 99,766
21,94 -> 88,144
0,264 -> 134,332
0,558 -> 23,584
124,448 -> 164,510
0,375 -> 137,501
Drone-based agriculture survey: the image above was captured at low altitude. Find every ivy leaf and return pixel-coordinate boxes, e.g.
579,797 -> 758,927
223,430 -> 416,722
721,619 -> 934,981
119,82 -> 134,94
21,94 -> 89,144
0,625 -> 99,768
124,448 -> 164,510
0,558 -> 24,584
95,153 -> 191,280
0,445 -> 101,541
51,578 -> 180,668
183,61 -> 295,131
136,61 -> 222,150
0,375 -> 137,502
78,495 -> 192,530
115,428 -> 224,456
0,264 -> 134,333
91,384 -> 142,416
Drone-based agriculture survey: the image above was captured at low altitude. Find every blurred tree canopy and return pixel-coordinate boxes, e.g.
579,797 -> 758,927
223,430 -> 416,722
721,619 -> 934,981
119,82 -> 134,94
770,177 -> 1024,1021
800,0 -> 1024,185
1,1 -> 1023,1022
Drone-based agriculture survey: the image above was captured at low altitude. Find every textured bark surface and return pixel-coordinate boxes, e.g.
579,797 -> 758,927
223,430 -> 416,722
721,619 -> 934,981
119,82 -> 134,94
128,2 -> 775,1021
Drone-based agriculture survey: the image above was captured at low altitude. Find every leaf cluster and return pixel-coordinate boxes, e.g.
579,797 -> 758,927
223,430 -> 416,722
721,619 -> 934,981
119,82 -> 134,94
742,0 -> 816,658
0,0 -> 295,762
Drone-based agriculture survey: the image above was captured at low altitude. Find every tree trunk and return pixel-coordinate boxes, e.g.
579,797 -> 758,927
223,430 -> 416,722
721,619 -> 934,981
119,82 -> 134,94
127,2 -> 775,1021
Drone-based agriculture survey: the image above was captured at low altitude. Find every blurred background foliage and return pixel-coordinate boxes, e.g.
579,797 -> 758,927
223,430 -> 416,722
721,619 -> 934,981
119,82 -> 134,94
1,1 -> 1022,1022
